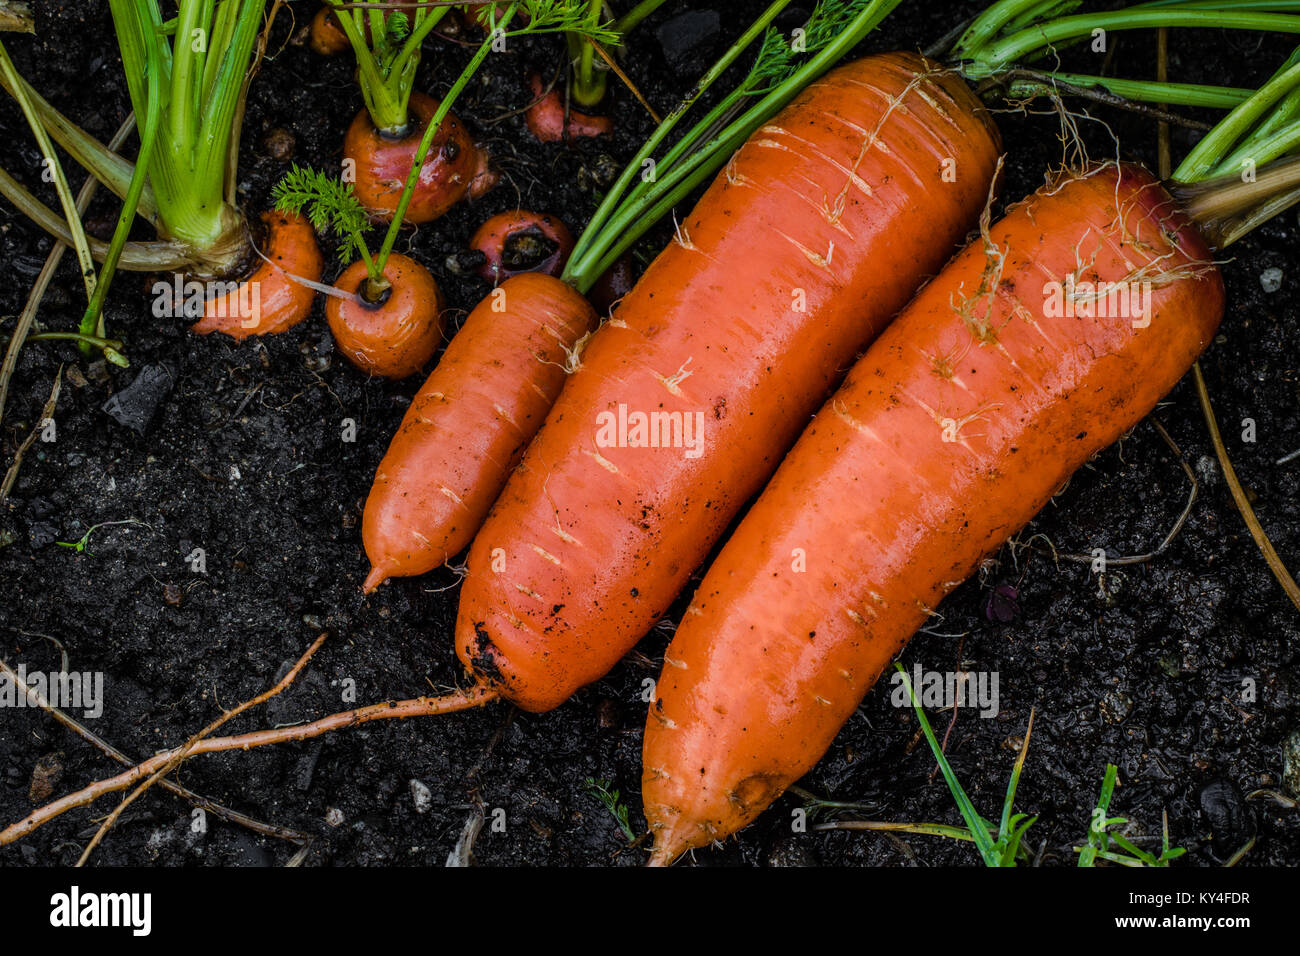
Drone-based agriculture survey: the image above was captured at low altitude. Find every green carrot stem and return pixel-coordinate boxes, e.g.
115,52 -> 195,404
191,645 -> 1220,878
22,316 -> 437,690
1002,71 -> 1251,109
374,3 -> 519,274
566,0 -> 904,291
970,10 -> 1300,73
565,0 -> 795,275
612,0 -> 672,34
1175,60 -> 1300,180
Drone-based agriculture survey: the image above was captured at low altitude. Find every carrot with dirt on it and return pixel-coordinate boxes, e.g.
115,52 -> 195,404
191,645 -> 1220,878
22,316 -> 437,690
360,0 -> 942,592
641,33 -> 1300,865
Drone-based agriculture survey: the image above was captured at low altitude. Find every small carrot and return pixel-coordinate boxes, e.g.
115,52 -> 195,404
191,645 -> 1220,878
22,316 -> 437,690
191,211 -> 323,341
640,161 -> 1225,866
327,254 -> 445,379
363,273 -> 596,590
525,72 -> 613,142
344,92 -> 495,224
453,51 -> 1002,713
468,210 -> 575,283
308,7 -> 353,56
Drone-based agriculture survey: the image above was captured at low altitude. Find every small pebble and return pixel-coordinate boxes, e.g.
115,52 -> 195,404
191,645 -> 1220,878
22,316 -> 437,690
325,807 -> 345,827
1260,267 -> 1283,293
162,582 -> 184,608
28,752 -> 64,803
410,779 -> 433,814
261,127 -> 296,162
1198,778 -> 1254,858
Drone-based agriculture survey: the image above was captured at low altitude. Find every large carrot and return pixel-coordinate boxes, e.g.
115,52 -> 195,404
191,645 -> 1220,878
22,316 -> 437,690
640,161 -> 1225,865
454,51 -> 1002,713
363,274 -> 596,589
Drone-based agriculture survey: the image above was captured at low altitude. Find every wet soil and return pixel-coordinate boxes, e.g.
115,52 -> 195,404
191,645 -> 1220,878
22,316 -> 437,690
0,1 -> 1297,867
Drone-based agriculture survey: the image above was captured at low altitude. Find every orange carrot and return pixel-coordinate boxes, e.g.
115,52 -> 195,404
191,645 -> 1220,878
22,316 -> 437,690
191,211 -> 323,341
453,52 -> 1002,713
469,210 -> 575,282
524,72 -> 612,142
363,273 -> 597,590
640,161 -> 1225,865
326,253 -> 445,379
344,92 -> 496,224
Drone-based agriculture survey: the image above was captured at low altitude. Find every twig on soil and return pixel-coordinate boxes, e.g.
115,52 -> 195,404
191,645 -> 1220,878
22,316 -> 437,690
0,368 -> 59,500
1192,361 -> 1300,613
585,35 -> 660,123
2,637 -> 498,849
74,633 -> 330,865
0,656 -> 309,844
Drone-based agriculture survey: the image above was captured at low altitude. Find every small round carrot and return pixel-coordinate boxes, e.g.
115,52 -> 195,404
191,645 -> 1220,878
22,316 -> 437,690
344,92 -> 494,223
309,7 -> 351,56
469,210 -> 574,282
454,52 -> 1003,713
191,211 -> 323,341
326,254 -> 445,379
641,162 -> 1226,865
525,73 -> 612,142
362,273 -> 596,590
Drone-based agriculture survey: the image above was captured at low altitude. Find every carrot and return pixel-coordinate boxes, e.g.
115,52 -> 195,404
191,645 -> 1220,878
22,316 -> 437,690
525,72 -> 613,142
191,211 -> 323,341
326,254 -> 446,379
344,92 -> 496,224
308,7 -> 353,56
453,52 -> 1002,713
362,273 -> 596,590
468,210 -> 575,282
639,161 -> 1225,865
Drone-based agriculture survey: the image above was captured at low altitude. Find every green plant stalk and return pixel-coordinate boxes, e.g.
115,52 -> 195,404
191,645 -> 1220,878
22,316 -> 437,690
568,0 -> 606,108
0,69 -> 157,221
328,1 -> 449,134
190,0 -> 266,245
0,39 -> 97,305
953,0 -> 1062,60
612,0 -> 672,34
373,4 -> 521,274
80,0 -> 166,346
970,10 -> 1300,74
566,0 -> 795,273
1004,72 -> 1251,109
566,0 -> 905,289
25,332 -> 128,365
894,665 -> 1000,864
1175,60 -> 1300,180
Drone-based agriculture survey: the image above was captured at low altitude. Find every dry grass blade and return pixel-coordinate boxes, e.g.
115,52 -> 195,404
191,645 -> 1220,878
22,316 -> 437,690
1193,361 -> 1300,613
0,369 -> 59,500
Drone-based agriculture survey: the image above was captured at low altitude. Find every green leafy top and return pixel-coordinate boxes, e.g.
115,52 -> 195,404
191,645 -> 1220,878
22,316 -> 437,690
272,165 -> 371,266
744,0 -> 877,95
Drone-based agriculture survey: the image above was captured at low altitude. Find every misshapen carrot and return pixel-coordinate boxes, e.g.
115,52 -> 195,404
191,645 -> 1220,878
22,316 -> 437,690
641,162 -> 1225,865
454,52 -> 1003,713
363,273 -> 597,591
192,211 -> 323,340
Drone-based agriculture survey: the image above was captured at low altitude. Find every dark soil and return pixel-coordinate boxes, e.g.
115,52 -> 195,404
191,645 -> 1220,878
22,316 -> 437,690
1,2 -> 1298,868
